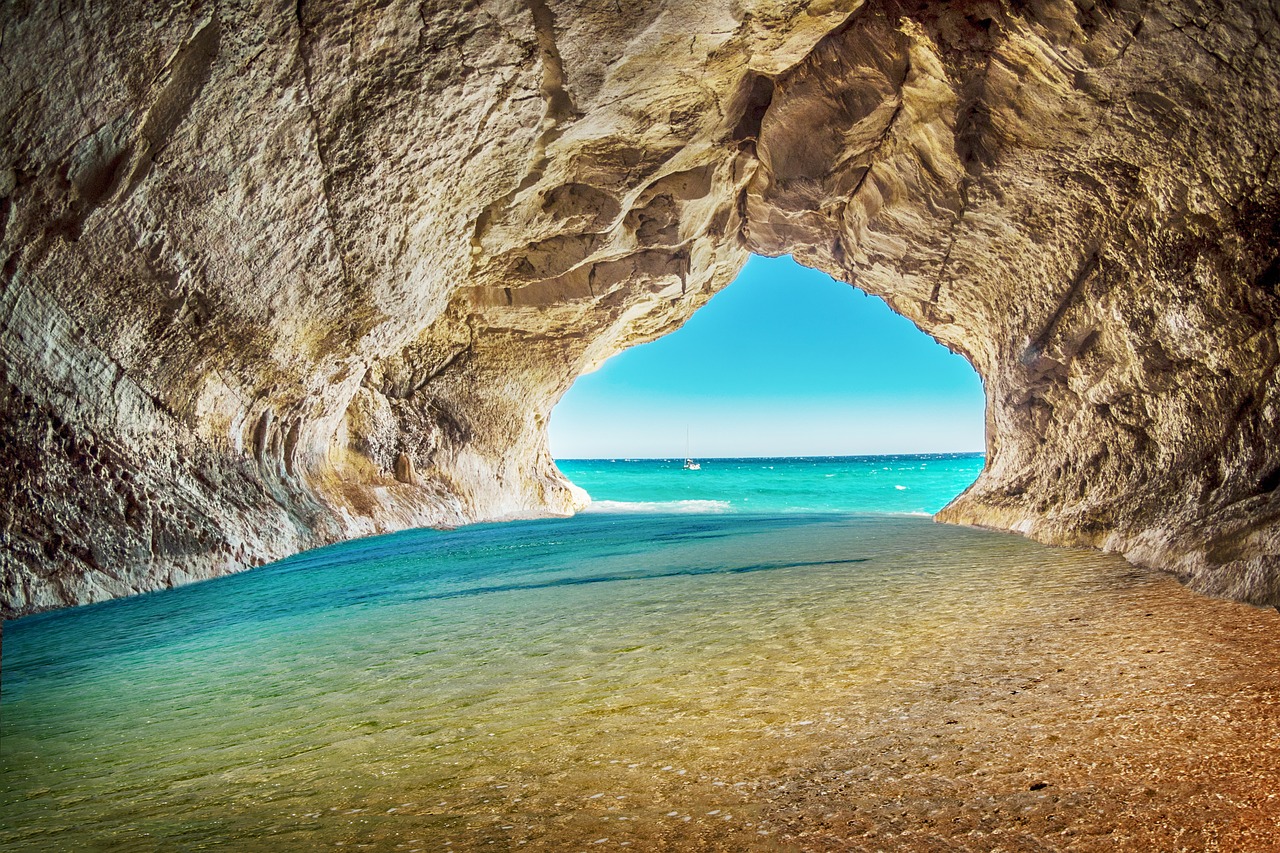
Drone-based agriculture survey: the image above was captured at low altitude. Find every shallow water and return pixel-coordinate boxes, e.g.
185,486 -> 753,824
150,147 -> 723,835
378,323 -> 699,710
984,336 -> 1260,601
4,513 -> 1278,851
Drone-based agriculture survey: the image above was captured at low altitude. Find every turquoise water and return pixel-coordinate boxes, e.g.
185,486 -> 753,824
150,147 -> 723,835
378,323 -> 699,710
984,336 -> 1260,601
10,454 -> 1272,850
559,453 -> 984,515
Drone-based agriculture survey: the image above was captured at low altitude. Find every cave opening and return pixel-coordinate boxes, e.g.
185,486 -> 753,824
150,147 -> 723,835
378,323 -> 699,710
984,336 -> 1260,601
548,254 -> 986,513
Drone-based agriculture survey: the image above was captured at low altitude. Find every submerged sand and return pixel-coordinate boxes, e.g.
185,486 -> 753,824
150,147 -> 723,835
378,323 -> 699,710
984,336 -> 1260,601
2,516 -> 1277,851
748,578 -> 1280,852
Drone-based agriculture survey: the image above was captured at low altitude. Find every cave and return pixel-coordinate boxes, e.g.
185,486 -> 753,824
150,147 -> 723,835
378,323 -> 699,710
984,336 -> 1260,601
2,0 -> 1278,618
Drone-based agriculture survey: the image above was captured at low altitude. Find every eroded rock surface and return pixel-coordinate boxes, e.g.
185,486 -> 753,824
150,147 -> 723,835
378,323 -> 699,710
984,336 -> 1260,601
2,0 -> 1278,617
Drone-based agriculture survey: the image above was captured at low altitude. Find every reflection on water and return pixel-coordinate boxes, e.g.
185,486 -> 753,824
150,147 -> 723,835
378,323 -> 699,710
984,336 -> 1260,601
3,515 -> 1278,851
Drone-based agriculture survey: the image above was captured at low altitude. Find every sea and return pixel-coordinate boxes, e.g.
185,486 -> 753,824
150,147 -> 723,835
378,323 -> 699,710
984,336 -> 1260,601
4,453 -> 1278,851
558,453 -> 985,516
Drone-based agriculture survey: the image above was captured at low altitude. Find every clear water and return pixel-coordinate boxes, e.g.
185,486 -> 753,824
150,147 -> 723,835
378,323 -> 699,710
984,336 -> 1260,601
4,457 -> 1278,851
559,453 -> 985,515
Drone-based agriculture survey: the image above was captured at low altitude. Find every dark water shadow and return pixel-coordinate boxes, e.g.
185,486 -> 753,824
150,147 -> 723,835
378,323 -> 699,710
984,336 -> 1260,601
407,557 -> 870,603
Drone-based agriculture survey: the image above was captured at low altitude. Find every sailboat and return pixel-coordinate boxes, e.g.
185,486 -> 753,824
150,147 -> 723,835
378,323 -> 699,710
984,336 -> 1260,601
683,427 -> 701,470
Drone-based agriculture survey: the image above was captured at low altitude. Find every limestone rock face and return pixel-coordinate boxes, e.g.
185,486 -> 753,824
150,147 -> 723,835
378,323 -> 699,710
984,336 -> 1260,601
2,0 -> 1277,617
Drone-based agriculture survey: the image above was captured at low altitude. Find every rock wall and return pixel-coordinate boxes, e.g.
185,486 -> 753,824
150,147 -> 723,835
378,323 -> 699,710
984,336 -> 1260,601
2,0 -> 1277,617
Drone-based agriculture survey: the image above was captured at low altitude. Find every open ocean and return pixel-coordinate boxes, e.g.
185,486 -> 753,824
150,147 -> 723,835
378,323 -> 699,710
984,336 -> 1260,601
5,454 -> 1279,851
557,453 -> 985,516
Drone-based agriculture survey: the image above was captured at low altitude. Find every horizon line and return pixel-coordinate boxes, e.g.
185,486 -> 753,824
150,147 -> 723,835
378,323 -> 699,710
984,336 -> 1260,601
556,450 -> 986,461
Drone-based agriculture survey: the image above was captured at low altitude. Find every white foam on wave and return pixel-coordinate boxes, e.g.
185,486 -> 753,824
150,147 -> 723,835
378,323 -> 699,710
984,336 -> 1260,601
584,499 -> 734,514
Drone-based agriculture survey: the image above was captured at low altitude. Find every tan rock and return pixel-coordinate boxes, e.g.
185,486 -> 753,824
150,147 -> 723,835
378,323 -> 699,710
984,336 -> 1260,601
2,0 -> 1277,616
393,452 -> 416,486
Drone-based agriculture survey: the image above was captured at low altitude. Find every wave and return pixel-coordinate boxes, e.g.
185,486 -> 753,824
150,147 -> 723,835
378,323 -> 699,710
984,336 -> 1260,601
584,499 -> 734,514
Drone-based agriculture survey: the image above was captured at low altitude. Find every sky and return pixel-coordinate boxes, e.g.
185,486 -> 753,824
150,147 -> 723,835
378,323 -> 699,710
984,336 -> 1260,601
549,254 -> 986,459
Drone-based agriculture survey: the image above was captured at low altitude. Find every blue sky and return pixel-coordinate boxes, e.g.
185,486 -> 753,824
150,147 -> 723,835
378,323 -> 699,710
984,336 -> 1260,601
549,254 -> 986,458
